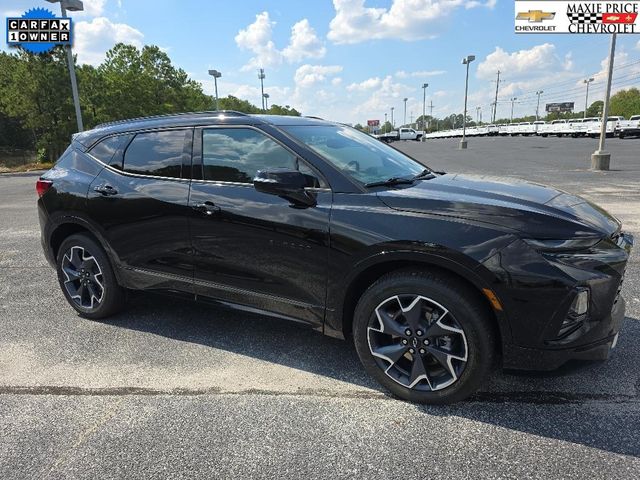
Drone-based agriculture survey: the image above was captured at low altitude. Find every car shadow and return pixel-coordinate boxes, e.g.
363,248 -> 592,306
102,292 -> 640,457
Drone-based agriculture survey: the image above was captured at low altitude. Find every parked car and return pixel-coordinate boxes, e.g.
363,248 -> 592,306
586,117 -> 620,138
376,127 -> 423,143
538,119 -> 568,137
618,115 -> 640,138
569,117 -> 599,137
37,111 -> 633,404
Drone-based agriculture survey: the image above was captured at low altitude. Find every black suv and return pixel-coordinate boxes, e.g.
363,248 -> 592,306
37,111 -> 633,404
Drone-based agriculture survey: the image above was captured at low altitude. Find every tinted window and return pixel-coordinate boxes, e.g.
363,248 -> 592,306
123,130 -> 185,178
89,135 -> 128,165
202,128 -> 296,183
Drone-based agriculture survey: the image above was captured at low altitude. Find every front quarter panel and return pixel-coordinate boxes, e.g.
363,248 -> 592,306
326,192 -> 517,336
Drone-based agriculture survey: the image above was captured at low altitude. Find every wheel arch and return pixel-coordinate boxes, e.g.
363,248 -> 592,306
332,252 -> 509,355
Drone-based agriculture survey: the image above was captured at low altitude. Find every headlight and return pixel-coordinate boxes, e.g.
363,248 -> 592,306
523,237 -> 601,252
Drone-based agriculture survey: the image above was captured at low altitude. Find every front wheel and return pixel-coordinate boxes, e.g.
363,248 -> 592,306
56,233 -> 126,319
353,270 -> 496,404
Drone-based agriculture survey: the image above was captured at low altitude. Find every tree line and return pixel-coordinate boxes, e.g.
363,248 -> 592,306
0,44 -> 300,161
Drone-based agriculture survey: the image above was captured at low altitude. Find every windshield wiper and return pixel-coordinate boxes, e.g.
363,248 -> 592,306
364,177 -> 415,188
412,169 -> 436,180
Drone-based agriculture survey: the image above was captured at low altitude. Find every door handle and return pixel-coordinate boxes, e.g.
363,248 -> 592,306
94,184 -> 118,196
192,201 -> 220,215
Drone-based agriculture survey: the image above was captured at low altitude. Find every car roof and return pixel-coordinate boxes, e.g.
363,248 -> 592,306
73,111 -> 337,147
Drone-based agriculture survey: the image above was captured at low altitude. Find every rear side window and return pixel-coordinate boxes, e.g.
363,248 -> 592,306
202,128 -> 296,183
89,135 -> 129,165
123,130 -> 186,178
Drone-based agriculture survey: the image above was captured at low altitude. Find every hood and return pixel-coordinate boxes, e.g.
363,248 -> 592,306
376,173 -> 620,239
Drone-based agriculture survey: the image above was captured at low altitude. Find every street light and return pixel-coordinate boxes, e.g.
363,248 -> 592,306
258,68 -> 266,111
421,83 -> 428,138
208,69 -> 222,111
46,0 -> 84,132
263,93 -> 270,111
583,77 -> 595,118
510,97 -> 517,123
403,97 -> 408,126
535,90 -> 544,121
391,107 -> 395,127
476,106 -> 482,124
459,54 -> 475,150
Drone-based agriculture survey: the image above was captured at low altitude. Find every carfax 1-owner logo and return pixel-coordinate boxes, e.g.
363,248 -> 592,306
515,0 -> 640,33
6,7 -> 72,53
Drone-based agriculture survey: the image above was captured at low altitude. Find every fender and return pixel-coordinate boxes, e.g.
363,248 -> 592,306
324,246 -> 513,344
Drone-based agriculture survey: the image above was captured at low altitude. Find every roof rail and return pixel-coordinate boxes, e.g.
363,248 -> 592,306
94,110 -> 249,129
304,116 -> 324,120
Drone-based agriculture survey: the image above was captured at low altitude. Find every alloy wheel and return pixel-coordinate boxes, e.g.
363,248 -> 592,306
61,246 -> 105,309
367,294 -> 468,391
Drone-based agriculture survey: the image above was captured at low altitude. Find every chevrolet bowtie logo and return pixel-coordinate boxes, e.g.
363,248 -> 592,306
517,10 -> 556,22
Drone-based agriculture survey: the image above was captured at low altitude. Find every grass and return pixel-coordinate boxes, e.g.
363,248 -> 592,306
0,162 -> 54,174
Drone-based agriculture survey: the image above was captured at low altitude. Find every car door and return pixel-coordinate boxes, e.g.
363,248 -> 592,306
87,128 -> 194,291
188,126 -> 331,328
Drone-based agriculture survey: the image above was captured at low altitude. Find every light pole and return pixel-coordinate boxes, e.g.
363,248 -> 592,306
421,83 -> 428,138
403,97 -> 408,126
263,93 -> 270,111
535,90 -> 544,121
208,69 -> 221,110
459,54 -> 475,150
510,97 -> 517,123
476,106 -> 481,124
46,0 -> 84,132
258,68 -> 266,111
391,107 -> 395,127
583,77 -> 594,118
592,33 -> 617,171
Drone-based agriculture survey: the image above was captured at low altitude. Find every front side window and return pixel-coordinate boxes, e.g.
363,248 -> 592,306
123,130 -> 186,178
283,125 -> 425,186
202,128 -> 297,183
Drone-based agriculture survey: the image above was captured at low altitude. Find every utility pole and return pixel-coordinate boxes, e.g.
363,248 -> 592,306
47,0 -> 84,131
263,93 -> 269,110
391,107 -> 395,127
592,33 -> 617,171
208,69 -> 222,110
510,97 -> 517,123
422,83 -> 428,135
583,77 -> 594,118
428,101 -> 434,131
403,98 -> 408,126
535,91 -> 544,121
476,106 -> 481,124
258,68 -> 266,111
492,70 -> 501,123
460,54 -> 475,150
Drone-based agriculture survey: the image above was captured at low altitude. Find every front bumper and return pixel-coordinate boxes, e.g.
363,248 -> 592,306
502,296 -> 625,370
483,232 -> 633,371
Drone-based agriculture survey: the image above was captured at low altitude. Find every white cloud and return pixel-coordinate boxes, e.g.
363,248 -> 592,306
235,12 -> 282,71
74,17 -> 144,66
328,0 -> 496,44
332,77 -> 343,86
476,43 -> 560,80
294,64 -> 343,88
235,12 -> 325,71
395,70 -> 447,79
282,19 -> 326,62
346,77 -> 382,91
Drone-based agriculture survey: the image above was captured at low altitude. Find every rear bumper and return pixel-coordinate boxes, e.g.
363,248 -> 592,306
502,296 -> 625,370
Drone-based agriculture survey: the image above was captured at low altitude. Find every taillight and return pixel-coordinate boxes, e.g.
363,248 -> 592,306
36,179 -> 53,197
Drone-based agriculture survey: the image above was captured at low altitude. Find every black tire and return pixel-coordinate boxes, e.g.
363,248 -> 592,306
619,132 -> 625,139
353,269 -> 496,404
56,233 -> 126,319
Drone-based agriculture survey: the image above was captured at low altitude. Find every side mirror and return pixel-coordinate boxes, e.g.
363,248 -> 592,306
253,168 -> 316,207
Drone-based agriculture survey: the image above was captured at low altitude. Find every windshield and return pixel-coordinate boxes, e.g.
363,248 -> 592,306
282,125 -> 426,185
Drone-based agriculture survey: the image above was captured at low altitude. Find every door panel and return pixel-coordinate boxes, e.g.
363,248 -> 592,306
86,129 -> 193,287
188,183 -> 331,326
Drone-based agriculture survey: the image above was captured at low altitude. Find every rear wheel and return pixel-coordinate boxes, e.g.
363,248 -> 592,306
353,270 -> 495,404
56,234 -> 126,319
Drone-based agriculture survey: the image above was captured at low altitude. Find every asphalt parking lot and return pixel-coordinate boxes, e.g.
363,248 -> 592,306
1,136 -> 638,479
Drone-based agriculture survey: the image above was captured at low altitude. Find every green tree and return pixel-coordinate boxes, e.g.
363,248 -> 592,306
610,88 -> 640,119
586,100 -> 603,117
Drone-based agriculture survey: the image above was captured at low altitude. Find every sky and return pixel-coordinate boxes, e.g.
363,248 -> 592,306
2,0 -> 640,125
